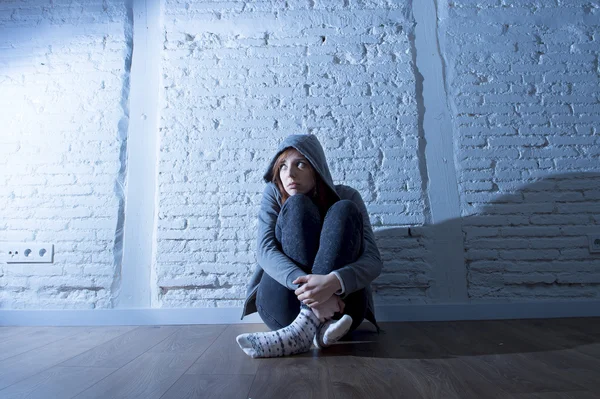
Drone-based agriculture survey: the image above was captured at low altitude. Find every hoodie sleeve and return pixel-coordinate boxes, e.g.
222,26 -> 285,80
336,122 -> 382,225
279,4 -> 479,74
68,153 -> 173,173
256,183 -> 307,290
334,188 -> 383,295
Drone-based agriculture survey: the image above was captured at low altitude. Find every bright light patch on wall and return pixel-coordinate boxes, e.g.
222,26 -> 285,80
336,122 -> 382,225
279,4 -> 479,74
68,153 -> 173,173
0,2 -> 129,310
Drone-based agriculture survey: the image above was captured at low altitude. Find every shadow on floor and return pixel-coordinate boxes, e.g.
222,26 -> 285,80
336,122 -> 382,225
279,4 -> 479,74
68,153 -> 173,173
297,317 -> 600,360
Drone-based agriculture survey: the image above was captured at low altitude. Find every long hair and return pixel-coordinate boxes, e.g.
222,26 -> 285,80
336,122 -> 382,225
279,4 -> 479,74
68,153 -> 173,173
271,148 -> 337,218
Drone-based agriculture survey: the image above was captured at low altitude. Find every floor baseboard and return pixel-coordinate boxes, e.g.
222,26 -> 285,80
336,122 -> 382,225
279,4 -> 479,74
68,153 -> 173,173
1,300 -> 599,326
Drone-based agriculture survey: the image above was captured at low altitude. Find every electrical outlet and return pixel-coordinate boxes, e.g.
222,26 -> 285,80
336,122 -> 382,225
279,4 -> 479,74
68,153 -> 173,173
1,242 -> 54,263
589,235 -> 600,254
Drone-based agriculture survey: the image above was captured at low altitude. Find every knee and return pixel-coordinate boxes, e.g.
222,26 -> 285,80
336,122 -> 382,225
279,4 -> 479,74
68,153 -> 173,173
280,194 -> 320,221
283,194 -> 317,210
326,200 -> 361,222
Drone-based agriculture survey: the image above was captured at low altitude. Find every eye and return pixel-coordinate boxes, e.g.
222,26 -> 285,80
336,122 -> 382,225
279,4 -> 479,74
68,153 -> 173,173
297,161 -> 306,168
279,163 -> 287,170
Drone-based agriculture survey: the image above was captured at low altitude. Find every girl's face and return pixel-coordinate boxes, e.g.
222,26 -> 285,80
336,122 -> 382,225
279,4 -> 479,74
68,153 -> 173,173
278,149 -> 316,197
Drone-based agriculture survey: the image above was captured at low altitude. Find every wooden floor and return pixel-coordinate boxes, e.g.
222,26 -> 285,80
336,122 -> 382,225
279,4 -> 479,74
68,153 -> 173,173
0,318 -> 598,399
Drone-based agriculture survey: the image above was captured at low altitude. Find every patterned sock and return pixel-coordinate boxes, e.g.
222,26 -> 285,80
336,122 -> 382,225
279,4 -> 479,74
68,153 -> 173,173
313,314 -> 353,349
236,306 -> 320,358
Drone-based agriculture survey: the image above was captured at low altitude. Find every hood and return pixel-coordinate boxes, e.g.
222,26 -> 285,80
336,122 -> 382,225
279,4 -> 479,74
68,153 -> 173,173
263,134 -> 340,200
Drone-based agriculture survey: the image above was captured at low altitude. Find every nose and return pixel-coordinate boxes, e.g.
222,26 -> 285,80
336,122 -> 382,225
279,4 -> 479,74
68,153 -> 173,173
288,166 -> 297,178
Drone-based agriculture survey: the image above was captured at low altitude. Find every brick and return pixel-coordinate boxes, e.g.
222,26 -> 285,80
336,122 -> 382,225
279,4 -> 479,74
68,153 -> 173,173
497,226 -> 561,237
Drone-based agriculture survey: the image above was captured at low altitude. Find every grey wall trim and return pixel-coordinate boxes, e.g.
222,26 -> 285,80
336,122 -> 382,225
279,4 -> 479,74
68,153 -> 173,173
2,301 -> 599,326
377,301 -> 600,322
413,0 -> 466,302
117,0 -> 162,308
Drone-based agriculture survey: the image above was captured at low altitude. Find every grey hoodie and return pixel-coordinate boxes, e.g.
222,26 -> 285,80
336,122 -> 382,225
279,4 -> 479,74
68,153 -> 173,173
241,134 -> 382,329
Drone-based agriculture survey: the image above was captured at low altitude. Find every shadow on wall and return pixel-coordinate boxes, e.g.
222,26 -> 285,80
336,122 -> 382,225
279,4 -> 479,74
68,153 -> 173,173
372,172 -> 600,305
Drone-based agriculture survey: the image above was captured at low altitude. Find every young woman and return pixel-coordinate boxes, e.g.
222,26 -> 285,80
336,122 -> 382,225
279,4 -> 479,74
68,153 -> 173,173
237,134 -> 382,358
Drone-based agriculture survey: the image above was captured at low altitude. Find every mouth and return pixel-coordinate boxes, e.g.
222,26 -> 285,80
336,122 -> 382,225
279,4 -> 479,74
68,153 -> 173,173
288,183 -> 299,189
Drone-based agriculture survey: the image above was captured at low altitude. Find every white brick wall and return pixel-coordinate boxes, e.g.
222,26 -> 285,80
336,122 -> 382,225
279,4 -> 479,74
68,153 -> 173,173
443,0 -> 600,300
156,0 -> 427,307
0,0 -> 598,310
0,0 -> 129,309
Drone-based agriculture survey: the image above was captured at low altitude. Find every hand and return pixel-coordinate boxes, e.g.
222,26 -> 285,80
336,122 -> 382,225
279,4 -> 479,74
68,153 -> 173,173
293,273 -> 342,307
311,295 -> 345,322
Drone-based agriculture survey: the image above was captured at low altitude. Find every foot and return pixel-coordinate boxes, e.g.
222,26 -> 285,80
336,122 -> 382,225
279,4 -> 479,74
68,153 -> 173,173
236,306 -> 320,358
313,314 -> 353,349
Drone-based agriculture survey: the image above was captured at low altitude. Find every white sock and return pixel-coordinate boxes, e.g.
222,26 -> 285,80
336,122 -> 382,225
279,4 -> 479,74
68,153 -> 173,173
313,314 -> 353,349
236,306 -> 320,358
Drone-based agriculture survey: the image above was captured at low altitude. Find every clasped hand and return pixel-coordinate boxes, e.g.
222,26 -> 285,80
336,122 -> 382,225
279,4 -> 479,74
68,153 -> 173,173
293,273 -> 341,307
311,295 -> 345,322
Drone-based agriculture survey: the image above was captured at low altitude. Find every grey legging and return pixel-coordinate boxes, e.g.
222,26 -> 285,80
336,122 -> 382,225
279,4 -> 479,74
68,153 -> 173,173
255,194 -> 368,332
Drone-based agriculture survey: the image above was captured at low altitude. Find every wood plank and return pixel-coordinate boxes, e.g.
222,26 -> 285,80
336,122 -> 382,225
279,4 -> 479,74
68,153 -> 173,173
419,318 -> 599,396
572,342 -> 600,358
499,318 -> 595,350
72,352 -> 199,399
531,318 -> 600,359
460,353 -> 587,395
55,326 -> 138,348
160,374 -> 254,399
0,326 -> 88,361
550,366 -> 600,392
414,318 -> 592,395
0,327 -> 36,340
0,326 -> 135,390
464,319 -> 548,353
488,318 -> 600,391
148,324 -> 226,354
407,358 -> 513,399
0,366 -> 115,399
249,357 -> 334,399
414,320 -> 535,357
326,356 -> 424,399
555,317 -> 600,340
518,347 -> 600,392
505,392 -> 599,399
185,323 -> 267,375
327,354 -> 513,399
486,319 -> 600,361
402,359 -> 484,399
59,326 -> 180,368
371,322 -> 451,359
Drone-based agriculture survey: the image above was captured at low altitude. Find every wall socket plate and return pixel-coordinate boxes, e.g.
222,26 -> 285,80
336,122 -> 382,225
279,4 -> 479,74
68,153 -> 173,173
1,242 -> 54,263
589,235 -> 600,254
